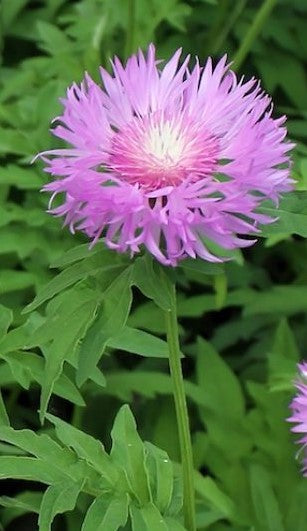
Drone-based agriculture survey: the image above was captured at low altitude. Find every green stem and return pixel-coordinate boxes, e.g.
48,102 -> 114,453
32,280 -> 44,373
211,0 -> 247,55
125,0 -> 136,59
165,283 -> 196,531
232,0 -> 277,71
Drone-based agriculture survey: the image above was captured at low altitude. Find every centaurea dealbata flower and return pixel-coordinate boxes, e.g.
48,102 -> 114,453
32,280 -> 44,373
40,45 -> 293,266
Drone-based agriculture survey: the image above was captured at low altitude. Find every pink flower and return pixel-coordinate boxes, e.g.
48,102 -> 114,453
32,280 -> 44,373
288,362 -> 307,475
40,45 -> 293,266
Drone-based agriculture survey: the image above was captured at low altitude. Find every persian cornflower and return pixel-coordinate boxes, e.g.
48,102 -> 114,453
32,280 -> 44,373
288,362 -> 307,475
39,45 -> 293,266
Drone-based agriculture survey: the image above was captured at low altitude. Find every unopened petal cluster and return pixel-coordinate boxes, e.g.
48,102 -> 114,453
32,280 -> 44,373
40,45 -> 293,265
288,362 -> 307,475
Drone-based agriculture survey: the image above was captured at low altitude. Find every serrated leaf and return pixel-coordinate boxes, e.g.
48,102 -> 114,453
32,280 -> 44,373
81,493 -> 129,531
111,405 -> 150,505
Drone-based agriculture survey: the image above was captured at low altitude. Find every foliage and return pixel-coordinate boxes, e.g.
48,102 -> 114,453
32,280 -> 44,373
0,0 -> 307,529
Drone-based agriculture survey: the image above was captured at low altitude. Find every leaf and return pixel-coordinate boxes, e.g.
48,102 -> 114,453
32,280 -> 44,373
268,319 -> 300,391
0,391 -> 9,427
179,257 -> 223,276
0,457 -> 65,484
0,491 -> 42,527
133,255 -> 172,311
39,297 -> 97,422
0,270 -> 36,294
46,413 -> 119,487
103,371 -> 206,408
249,464 -> 284,531
51,244 -> 119,269
0,351 -> 85,406
196,339 -> 250,460
243,285 -> 307,316
111,405 -> 150,505
0,305 -> 13,341
144,442 -> 173,514
0,165 -> 42,190
196,338 -> 244,420
194,472 -> 236,519
107,327 -> 169,358
0,426 -> 74,469
130,503 -> 168,531
77,266 -> 134,386
38,479 -> 83,531
259,192 -> 307,238
37,21 -> 72,56
81,494 -> 129,531
24,253 -> 123,313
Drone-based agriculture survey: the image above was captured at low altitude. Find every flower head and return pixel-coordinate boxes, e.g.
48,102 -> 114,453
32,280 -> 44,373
40,45 -> 293,265
288,362 -> 307,475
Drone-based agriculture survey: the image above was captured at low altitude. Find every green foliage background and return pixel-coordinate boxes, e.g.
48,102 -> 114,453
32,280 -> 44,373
0,0 -> 307,529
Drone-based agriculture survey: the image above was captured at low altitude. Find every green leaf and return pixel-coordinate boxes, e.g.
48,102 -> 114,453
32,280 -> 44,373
24,252 -> 124,313
111,405 -> 150,505
46,413 -> 119,487
133,256 -> 172,311
0,269 -> 36,294
259,192 -> 307,238
130,503 -> 168,530
77,266 -> 134,386
0,491 -> 42,527
0,457 -> 65,484
196,338 -> 244,419
0,426 -> 74,468
0,391 -> 9,426
144,442 -> 173,514
194,472 -> 236,519
0,305 -> 13,341
0,165 -> 42,190
50,245 -> 116,269
268,319 -> 300,391
249,464 -> 284,531
107,327 -> 169,358
39,296 -> 97,422
0,351 -> 85,406
37,21 -> 72,55
179,257 -> 223,276
81,494 -> 129,531
243,285 -> 307,316
38,479 -> 83,531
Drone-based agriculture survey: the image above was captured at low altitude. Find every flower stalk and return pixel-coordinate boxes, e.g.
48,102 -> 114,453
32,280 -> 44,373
165,283 -> 196,531
232,0 -> 277,71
